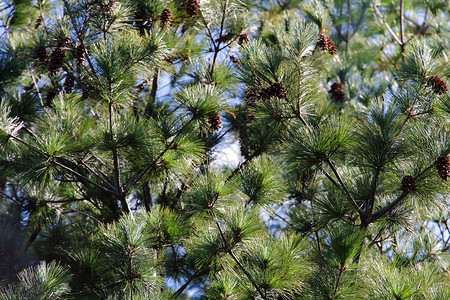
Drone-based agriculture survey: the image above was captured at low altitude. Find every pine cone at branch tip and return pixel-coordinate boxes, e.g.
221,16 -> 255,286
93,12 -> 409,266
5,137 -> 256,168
427,76 -> 448,95
238,33 -> 250,45
317,33 -> 338,55
401,175 -> 416,192
160,8 -> 173,27
186,0 -> 199,18
208,112 -> 222,131
436,155 -> 450,181
329,82 -> 344,103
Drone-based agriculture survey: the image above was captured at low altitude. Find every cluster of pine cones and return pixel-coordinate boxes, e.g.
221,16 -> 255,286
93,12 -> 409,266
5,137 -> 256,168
427,76 -> 448,95
317,33 -> 338,55
329,82 -> 344,103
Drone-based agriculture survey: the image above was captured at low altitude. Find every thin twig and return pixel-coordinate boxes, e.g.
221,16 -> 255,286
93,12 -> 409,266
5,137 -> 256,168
346,0 -> 351,51
399,0 -> 405,50
372,4 -> 402,46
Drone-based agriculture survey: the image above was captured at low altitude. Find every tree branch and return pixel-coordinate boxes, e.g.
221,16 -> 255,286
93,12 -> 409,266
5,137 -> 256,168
399,0 -> 405,50
371,4 -> 402,46
210,208 -> 266,299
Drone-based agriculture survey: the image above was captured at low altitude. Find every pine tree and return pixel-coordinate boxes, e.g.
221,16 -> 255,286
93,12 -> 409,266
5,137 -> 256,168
0,0 -> 449,299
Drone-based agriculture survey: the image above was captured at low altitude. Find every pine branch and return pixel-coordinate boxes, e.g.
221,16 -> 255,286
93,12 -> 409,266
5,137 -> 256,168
346,0 -> 351,51
210,208 -> 266,299
9,135 -> 116,194
124,117 -> 196,193
144,70 -> 160,118
52,160 -> 117,194
400,0 -> 405,51
171,269 -> 202,299
325,159 -> 365,216
372,159 -> 436,221
371,4 -> 402,46
79,160 -> 118,193
108,100 -> 130,214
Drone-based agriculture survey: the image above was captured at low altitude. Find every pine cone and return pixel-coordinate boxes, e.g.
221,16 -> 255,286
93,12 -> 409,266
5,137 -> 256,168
427,76 -> 448,95
75,43 -> 87,67
36,46 -> 48,64
186,0 -> 199,18
238,33 -> 250,45
329,82 -> 345,103
46,88 -> 58,107
436,155 -> 450,181
160,8 -> 173,27
267,82 -> 287,99
401,175 -> 416,192
98,0 -> 115,13
208,112 -> 222,131
259,82 -> 287,100
48,37 -> 70,76
35,16 -> 43,29
230,55 -> 241,67
317,33 -> 338,55
64,72 -> 76,93
216,32 -> 234,44
244,87 -> 259,121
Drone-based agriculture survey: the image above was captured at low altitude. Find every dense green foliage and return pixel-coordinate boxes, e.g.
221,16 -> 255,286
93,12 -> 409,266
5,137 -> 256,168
0,0 -> 449,299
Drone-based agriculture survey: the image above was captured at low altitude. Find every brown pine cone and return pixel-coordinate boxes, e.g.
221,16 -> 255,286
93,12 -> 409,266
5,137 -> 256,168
244,87 -> 259,121
160,8 -> 173,27
267,82 -> 287,99
64,72 -> 76,93
230,55 -> 241,67
186,0 -> 199,18
401,175 -> 416,192
35,16 -> 43,29
427,76 -> 448,95
46,88 -> 58,107
208,112 -> 222,131
238,33 -> 250,45
75,43 -> 86,67
317,33 -> 338,55
48,37 -> 70,76
436,155 -> 450,181
329,82 -> 344,103
36,46 -> 48,64
216,32 -> 234,44
259,83 -> 287,100
98,0 -> 115,13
